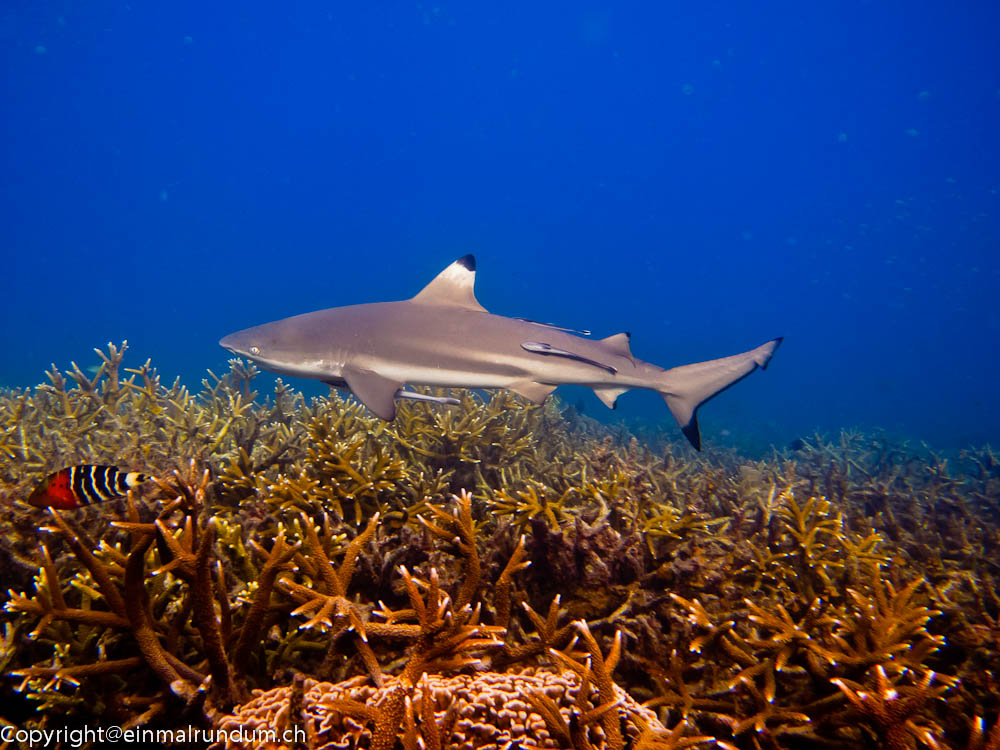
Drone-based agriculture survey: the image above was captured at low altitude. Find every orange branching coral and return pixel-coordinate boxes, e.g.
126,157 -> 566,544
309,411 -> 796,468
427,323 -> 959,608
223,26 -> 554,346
814,574 -> 945,671
550,621 -> 625,750
218,495 -> 632,750
632,720 -> 738,750
6,470 -> 241,716
657,569 -> 954,746
831,665 -> 953,749
232,529 -> 300,677
3,346 -> 1000,749
219,668 -> 668,750
967,716 -> 1000,750
488,483 -> 574,533
418,489 -> 483,610
276,513 -> 383,683
641,649 -> 735,722
640,503 -> 727,556
494,594 -> 576,668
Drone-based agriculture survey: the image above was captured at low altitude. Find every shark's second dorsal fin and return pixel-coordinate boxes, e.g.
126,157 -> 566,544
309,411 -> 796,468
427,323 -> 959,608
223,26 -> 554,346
411,255 -> 487,312
600,332 -> 633,357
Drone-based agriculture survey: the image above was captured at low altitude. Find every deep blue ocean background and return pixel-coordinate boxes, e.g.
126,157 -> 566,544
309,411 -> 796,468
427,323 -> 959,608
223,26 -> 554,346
3,2 -> 998,451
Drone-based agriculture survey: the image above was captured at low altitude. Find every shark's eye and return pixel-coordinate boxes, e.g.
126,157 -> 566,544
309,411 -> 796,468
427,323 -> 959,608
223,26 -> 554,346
250,346 -> 260,355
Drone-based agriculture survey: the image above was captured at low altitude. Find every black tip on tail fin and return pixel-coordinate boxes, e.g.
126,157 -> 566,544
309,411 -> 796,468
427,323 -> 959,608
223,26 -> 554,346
457,254 -> 476,271
681,415 -> 701,451
659,337 -> 782,451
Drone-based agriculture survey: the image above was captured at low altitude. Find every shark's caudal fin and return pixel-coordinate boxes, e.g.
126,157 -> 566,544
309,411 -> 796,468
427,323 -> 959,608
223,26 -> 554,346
659,338 -> 782,450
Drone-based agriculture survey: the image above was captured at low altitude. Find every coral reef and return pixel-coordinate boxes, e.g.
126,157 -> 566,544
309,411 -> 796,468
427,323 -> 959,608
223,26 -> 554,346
0,343 -> 998,749
221,667 -> 666,750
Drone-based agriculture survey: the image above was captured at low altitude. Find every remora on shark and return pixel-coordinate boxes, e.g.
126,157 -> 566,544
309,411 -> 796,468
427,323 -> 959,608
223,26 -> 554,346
220,255 -> 781,449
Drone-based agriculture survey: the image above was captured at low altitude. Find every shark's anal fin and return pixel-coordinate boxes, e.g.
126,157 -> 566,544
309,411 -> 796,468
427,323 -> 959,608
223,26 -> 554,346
592,385 -> 628,409
521,341 -> 617,374
341,365 -> 403,420
410,255 -> 487,312
507,380 -> 557,404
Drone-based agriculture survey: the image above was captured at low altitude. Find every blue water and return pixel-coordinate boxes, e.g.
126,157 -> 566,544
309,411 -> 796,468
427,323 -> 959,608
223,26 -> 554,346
3,2 -> 998,450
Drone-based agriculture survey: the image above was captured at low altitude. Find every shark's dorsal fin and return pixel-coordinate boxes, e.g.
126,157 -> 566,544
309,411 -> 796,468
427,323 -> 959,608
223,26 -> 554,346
600,332 -> 633,358
411,255 -> 487,312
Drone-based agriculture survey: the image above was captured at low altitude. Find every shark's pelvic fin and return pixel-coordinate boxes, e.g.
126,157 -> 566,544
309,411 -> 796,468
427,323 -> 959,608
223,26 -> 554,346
341,365 -> 403,420
410,254 -> 487,312
658,337 -> 783,450
507,380 -> 557,404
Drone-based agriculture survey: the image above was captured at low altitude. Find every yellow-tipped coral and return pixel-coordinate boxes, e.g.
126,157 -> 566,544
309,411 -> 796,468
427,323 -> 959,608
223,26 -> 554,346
0,347 -> 998,749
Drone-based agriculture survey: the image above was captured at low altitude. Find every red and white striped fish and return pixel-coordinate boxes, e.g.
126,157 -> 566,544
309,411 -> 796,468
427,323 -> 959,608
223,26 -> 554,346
27,465 -> 148,509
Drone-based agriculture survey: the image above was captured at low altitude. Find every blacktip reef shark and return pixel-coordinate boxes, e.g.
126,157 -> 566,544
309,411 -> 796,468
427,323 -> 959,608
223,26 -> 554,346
220,255 -> 781,449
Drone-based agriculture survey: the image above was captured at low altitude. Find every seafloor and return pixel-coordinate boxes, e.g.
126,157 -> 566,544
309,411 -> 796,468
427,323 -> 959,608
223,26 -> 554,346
0,342 -> 997,750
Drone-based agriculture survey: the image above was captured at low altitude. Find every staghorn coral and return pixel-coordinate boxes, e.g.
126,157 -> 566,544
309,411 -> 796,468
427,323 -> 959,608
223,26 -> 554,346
215,494 -> 708,750
1,347 -> 999,749
220,668 -> 666,750
831,665 -> 951,749
488,483 -> 574,533
272,409 -> 407,523
385,389 -> 550,491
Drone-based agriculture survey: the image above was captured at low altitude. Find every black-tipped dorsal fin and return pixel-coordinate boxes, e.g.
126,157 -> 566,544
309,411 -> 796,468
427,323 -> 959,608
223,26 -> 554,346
410,255 -> 487,312
600,332 -> 633,358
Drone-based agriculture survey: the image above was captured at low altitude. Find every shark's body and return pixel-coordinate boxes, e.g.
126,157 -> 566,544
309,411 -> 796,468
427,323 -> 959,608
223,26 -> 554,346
220,255 -> 781,449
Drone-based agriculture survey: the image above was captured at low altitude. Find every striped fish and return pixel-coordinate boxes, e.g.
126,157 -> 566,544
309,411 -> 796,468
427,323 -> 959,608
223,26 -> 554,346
27,465 -> 148,509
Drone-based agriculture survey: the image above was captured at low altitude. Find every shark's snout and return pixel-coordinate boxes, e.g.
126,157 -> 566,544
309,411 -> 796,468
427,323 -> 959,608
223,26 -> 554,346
219,330 -> 259,358
218,334 -> 244,355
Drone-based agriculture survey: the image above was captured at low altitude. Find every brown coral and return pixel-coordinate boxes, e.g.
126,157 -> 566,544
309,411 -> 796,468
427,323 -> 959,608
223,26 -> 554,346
219,668 -> 666,750
1,346 -> 999,750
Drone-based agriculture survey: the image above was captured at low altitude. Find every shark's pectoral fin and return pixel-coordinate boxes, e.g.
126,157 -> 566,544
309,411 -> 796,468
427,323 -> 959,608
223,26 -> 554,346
592,385 -> 628,409
507,380 -> 557,404
341,365 -> 403,420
